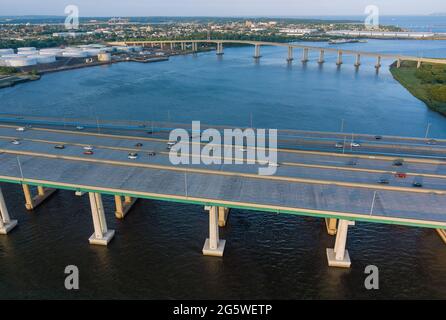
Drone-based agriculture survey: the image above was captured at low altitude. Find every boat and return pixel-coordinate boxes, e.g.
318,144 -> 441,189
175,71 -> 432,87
328,39 -> 368,45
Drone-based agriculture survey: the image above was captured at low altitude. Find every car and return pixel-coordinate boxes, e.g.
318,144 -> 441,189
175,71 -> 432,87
375,135 -> 383,140
135,143 -> 143,148
239,147 -> 248,152
83,150 -> 93,155
395,172 -> 407,179
146,130 -> 153,135
347,159 -> 357,166
350,142 -> 361,148
148,151 -> 156,156
393,159 -> 404,166
413,181 -> 423,188
76,126 -> 84,130
269,162 -> 280,167
11,140 -> 20,145
16,127 -> 26,132
54,144 -> 65,149
128,152 -> 138,160
426,139 -> 437,145
378,178 -> 390,184
335,142 -> 344,149
83,146 -> 93,151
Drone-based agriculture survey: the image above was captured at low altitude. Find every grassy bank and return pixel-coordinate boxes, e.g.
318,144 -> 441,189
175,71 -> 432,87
0,67 -> 40,89
390,61 -> 446,116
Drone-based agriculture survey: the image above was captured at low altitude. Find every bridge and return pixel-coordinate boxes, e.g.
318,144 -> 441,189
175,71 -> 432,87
0,116 -> 446,268
108,39 -> 446,69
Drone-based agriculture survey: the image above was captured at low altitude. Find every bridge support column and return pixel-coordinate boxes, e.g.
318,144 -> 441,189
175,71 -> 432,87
181,42 -> 185,51
326,219 -> 354,268
287,46 -> 293,62
318,50 -> 325,64
253,44 -> 261,59
354,54 -> 361,67
216,42 -> 224,55
436,229 -> 446,244
170,42 -> 174,50
114,195 -> 137,219
417,60 -> 422,69
396,59 -> 401,68
218,207 -> 230,227
88,192 -> 114,246
202,206 -> 226,257
301,48 -> 309,63
336,51 -> 343,66
325,218 -> 337,236
22,184 -> 57,211
375,56 -> 382,69
0,187 -> 17,235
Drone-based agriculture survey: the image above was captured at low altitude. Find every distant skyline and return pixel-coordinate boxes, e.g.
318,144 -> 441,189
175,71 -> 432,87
1,0 -> 444,17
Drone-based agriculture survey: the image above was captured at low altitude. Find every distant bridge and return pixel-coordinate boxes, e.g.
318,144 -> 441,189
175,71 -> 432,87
108,39 -> 446,69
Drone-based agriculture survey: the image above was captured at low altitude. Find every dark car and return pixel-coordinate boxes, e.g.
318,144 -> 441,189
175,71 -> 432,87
393,159 -> 404,166
375,135 -> 383,140
412,181 -> 423,188
135,143 -> 143,148
378,178 -> 390,184
54,144 -> 65,149
148,151 -> 156,156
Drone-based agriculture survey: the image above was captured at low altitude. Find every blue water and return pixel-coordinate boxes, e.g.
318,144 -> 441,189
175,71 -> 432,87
1,39 -> 446,137
1,39 -> 446,299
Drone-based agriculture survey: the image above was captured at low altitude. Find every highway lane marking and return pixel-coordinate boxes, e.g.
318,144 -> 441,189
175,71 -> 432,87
2,134 -> 446,181
2,123 -> 446,164
1,147 -> 446,195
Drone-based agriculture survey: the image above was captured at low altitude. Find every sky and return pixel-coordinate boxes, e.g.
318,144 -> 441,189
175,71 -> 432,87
1,0 -> 444,16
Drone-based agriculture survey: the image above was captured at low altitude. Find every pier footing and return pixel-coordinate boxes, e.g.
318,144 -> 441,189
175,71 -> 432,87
326,219 -> 354,268
23,184 -> 57,210
114,195 -> 137,219
203,206 -> 225,257
0,186 -> 17,234
88,192 -> 114,246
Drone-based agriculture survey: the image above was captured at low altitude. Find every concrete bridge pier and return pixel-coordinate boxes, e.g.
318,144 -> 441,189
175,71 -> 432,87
216,42 -> 224,55
336,51 -> 343,66
301,48 -> 309,63
318,50 -> 325,64
375,56 -> 382,69
326,219 -> 354,268
88,192 -> 114,246
396,59 -> 401,68
325,218 -> 337,235
436,229 -> 446,244
287,46 -> 294,62
114,195 -> 137,219
181,42 -> 185,51
22,184 -> 57,210
354,54 -> 361,67
170,42 -> 174,50
202,206 -> 226,257
218,207 -> 230,227
0,187 -> 17,234
253,44 -> 261,59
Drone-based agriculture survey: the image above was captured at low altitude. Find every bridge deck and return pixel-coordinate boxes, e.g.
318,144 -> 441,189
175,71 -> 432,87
0,123 -> 446,229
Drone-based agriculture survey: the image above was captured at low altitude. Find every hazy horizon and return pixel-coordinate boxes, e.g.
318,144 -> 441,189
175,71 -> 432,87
1,0 -> 444,16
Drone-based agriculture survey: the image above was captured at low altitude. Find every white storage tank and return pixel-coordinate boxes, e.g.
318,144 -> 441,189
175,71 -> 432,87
98,52 -> 111,62
0,49 -> 14,56
82,49 -> 102,56
62,50 -> 88,58
17,47 -> 37,53
4,56 -> 37,67
28,54 -> 56,64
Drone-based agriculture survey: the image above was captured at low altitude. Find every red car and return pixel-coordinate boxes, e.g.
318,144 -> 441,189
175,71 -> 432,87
395,172 -> 407,179
83,150 -> 94,155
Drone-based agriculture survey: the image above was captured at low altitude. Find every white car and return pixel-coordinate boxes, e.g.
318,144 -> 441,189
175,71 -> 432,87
350,142 -> 361,148
16,127 -> 25,132
83,146 -> 93,151
335,142 -> 344,149
11,140 -> 20,145
76,126 -> 84,130
128,152 -> 138,160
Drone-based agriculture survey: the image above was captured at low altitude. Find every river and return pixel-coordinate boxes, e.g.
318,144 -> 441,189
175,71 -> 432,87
0,39 -> 445,299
